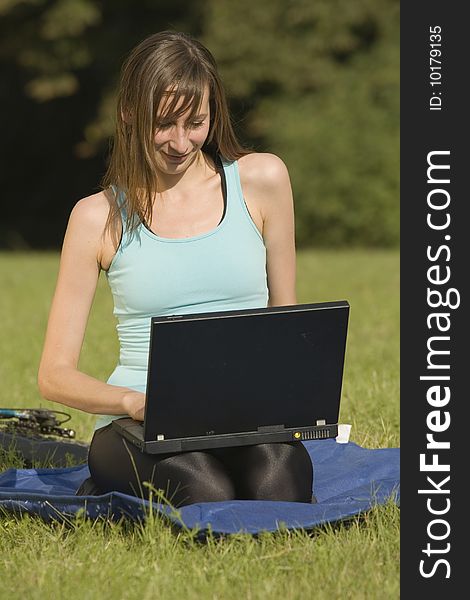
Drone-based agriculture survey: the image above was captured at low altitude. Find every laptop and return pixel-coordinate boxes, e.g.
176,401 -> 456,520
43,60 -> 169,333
112,300 -> 350,453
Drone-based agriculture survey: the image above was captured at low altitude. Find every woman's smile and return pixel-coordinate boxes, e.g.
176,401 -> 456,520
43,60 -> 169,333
161,150 -> 191,164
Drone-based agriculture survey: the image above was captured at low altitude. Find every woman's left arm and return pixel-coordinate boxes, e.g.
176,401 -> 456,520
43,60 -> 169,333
241,153 -> 297,306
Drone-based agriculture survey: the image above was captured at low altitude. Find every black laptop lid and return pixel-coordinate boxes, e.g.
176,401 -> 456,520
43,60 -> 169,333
143,301 -> 349,441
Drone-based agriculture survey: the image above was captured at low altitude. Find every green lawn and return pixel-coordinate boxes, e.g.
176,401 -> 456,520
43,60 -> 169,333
0,250 -> 399,599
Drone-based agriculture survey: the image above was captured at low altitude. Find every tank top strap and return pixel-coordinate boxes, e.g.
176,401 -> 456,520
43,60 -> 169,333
221,159 -> 243,211
221,158 -> 264,242
109,184 -> 141,253
110,184 -> 128,222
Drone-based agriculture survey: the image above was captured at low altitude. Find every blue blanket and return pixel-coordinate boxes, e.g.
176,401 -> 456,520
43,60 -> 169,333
0,440 -> 399,534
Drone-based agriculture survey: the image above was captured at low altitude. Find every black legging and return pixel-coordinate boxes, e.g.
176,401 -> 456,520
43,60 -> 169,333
86,425 -> 314,506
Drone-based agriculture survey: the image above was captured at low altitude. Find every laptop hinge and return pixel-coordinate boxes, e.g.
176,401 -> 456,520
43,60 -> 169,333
257,424 -> 285,433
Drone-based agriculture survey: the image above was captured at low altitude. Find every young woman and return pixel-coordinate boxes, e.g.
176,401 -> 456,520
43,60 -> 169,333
38,31 -> 313,506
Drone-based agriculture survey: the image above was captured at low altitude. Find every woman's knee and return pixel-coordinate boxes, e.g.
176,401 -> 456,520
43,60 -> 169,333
240,442 -> 313,503
151,451 -> 236,506
88,425 -> 152,497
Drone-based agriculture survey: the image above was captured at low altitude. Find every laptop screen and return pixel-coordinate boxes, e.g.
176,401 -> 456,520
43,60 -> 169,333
143,301 -> 349,441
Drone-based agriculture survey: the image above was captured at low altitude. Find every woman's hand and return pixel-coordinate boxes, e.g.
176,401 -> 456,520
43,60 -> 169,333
122,391 -> 146,421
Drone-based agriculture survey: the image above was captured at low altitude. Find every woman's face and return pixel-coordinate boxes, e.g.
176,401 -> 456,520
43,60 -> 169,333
153,86 -> 211,174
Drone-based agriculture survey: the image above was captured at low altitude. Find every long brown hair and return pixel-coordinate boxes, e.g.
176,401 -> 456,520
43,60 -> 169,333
101,30 -> 251,237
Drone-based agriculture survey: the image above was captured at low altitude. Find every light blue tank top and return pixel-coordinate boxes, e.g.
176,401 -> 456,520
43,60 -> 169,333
95,158 -> 268,430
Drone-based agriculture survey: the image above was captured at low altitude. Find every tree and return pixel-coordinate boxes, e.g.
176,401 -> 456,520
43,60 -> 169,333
201,0 -> 399,246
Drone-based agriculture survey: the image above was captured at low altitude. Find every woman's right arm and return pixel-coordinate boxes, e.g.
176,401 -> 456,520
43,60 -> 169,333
37,193 -> 145,420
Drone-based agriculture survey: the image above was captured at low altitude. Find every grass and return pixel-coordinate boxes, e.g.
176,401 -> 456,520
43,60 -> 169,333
0,249 -> 399,599
0,503 -> 400,600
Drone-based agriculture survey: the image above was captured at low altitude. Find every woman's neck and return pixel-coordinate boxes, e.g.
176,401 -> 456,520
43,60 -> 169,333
155,150 -> 217,195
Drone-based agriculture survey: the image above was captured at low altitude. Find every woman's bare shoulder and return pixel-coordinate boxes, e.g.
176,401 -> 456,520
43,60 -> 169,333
237,153 -> 293,220
69,190 -> 113,230
66,190 -> 119,270
238,152 -> 290,189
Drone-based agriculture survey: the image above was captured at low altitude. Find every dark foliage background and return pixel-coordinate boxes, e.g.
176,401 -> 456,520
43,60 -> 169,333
0,0 -> 399,249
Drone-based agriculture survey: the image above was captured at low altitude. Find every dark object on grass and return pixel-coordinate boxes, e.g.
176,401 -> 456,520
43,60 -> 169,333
0,408 -> 89,467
